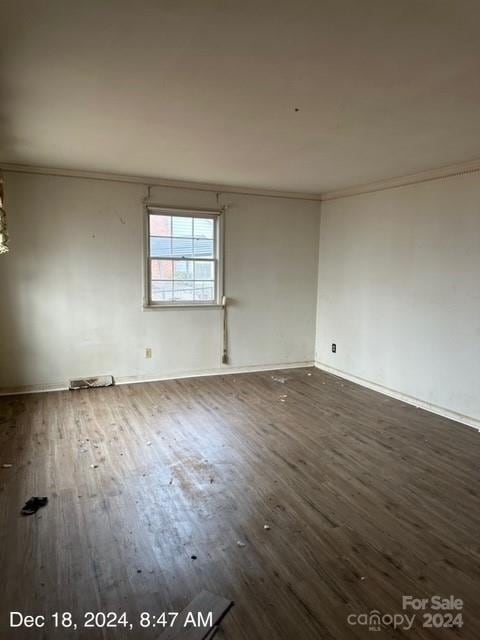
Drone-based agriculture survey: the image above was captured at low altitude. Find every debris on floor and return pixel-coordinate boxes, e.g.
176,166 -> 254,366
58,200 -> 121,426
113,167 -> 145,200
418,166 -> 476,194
159,590 -> 233,640
21,496 -> 48,516
307,372 -> 312,376
1,463 -> 13,468
146,441 -> 152,446
191,555 -> 197,560
264,524 -> 271,530
204,625 -> 220,640
236,540 -> 246,548
271,376 -> 287,384
90,464 -> 99,469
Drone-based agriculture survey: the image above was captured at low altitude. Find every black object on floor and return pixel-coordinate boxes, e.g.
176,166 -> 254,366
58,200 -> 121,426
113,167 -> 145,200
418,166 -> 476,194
21,497 -> 48,516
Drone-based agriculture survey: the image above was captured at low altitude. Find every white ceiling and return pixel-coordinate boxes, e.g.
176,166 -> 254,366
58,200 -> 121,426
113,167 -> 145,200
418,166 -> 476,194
1,0 -> 480,193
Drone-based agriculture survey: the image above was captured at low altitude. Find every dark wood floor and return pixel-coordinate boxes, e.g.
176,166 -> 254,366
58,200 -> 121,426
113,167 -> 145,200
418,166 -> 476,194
1,367 -> 479,639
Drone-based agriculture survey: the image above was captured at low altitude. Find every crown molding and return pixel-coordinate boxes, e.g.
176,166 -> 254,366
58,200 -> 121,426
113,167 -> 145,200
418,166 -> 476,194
3,157 -> 480,204
321,158 -> 480,201
321,158 -> 480,202
0,162 -> 323,202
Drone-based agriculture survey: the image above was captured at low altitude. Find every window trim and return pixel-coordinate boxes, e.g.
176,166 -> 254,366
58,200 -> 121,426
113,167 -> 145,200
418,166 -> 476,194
143,205 -> 224,309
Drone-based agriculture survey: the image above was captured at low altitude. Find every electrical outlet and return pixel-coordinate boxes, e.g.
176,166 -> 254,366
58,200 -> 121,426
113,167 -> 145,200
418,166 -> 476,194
145,348 -> 152,359
331,343 -> 336,353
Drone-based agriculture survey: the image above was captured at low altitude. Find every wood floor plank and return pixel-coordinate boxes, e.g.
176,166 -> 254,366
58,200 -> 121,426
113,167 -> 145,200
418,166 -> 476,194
1,367 -> 479,639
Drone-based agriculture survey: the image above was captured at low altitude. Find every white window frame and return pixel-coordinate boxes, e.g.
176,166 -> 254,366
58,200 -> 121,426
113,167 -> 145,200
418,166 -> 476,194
144,205 -> 223,308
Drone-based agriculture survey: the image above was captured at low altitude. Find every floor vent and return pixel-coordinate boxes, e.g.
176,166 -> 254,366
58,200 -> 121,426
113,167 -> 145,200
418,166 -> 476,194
69,375 -> 114,390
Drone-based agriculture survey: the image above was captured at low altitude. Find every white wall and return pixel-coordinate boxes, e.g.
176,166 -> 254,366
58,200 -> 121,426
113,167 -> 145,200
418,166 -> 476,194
0,172 -> 320,391
316,171 -> 480,426
5,168 -> 479,429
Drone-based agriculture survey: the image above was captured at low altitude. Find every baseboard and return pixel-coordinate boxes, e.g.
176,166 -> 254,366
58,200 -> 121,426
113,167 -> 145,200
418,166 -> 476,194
315,361 -> 480,432
0,360 -> 314,397
0,382 -> 70,396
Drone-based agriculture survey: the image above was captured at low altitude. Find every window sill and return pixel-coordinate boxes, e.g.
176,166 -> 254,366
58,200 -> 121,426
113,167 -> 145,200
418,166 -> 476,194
143,303 -> 224,310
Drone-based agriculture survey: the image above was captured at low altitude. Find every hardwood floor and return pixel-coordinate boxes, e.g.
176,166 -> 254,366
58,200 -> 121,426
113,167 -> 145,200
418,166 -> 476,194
1,367 -> 479,639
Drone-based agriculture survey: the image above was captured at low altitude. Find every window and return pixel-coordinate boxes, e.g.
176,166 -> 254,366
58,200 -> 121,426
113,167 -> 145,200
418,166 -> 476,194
146,207 -> 222,306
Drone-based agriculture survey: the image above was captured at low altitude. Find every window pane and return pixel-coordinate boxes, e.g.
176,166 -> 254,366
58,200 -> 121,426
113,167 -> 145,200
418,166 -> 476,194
150,237 -> 172,257
194,261 -> 214,280
173,280 -> 194,301
150,214 -> 171,236
193,238 -> 214,258
194,281 -> 215,301
174,260 -> 194,280
172,237 -> 194,257
172,216 -> 193,237
151,259 -> 173,279
152,281 -> 173,302
194,218 -> 214,239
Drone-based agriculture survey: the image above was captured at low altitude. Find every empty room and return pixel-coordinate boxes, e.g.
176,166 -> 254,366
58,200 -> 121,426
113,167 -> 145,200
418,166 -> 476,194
1,1 -> 480,638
